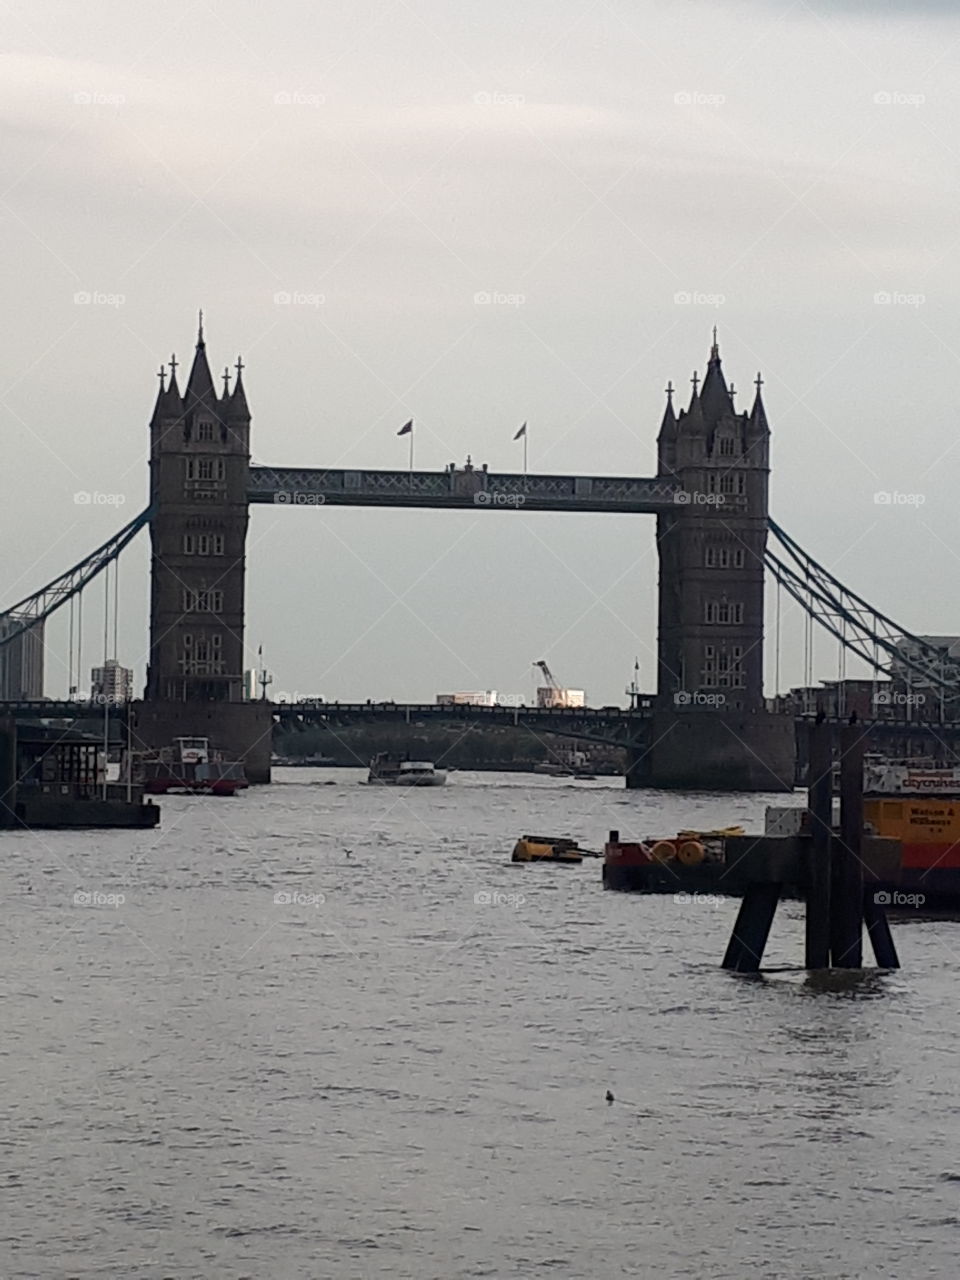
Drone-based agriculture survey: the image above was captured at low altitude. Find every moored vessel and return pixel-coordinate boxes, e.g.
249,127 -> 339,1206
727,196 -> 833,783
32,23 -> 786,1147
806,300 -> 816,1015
367,753 -> 446,786
602,827 -> 745,891
138,737 -> 248,796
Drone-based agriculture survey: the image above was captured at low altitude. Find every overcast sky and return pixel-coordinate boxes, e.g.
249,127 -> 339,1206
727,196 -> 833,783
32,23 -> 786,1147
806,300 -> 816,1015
2,0 -> 959,703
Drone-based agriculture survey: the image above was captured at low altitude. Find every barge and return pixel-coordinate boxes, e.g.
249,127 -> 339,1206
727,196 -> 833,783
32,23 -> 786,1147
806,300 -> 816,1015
603,761 -> 960,908
2,721 -> 159,830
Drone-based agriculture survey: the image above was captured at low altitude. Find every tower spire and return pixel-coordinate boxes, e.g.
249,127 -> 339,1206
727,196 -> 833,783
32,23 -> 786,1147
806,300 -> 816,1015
184,314 -> 216,410
749,371 -> 769,434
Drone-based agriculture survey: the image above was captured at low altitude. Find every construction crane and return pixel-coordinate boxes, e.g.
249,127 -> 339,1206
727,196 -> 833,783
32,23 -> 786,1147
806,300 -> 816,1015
533,660 -> 585,709
533,659 -> 561,691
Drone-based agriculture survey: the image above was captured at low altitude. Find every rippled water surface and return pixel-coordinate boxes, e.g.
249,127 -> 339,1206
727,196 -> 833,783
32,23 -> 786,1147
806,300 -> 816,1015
3,770 -> 960,1279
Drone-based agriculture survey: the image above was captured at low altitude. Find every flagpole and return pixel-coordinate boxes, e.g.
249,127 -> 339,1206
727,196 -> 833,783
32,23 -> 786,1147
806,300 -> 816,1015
524,429 -> 528,476
409,428 -> 414,474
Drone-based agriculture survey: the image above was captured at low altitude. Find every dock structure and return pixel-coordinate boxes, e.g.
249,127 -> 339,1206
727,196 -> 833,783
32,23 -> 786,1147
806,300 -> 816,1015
0,718 -> 158,830
721,718 -> 900,973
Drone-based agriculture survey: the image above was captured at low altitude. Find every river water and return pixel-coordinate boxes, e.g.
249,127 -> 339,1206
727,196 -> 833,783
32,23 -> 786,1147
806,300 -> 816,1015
2,770 -> 959,1279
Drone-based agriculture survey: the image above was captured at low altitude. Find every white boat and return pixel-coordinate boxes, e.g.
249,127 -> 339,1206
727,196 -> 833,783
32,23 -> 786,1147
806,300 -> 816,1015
367,754 -> 447,786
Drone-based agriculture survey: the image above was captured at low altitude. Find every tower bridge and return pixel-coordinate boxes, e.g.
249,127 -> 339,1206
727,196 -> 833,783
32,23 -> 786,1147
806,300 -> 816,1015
3,321 -> 951,789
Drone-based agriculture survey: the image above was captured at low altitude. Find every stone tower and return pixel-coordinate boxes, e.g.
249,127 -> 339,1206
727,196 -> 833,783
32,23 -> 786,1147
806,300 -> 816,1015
146,316 -> 251,701
138,318 -> 271,781
655,334 -> 769,710
640,335 -> 793,791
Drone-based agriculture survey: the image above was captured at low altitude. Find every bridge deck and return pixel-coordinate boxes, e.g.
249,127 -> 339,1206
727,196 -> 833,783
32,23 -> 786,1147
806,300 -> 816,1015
247,466 -> 718,514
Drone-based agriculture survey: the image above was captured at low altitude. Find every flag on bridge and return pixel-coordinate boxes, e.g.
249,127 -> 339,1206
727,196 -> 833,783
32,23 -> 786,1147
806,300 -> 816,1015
397,419 -> 413,436
513,422 -> 527,440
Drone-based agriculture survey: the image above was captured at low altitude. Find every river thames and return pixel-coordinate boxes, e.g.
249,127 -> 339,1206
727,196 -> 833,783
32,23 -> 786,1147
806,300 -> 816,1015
2,770 -> 959,1279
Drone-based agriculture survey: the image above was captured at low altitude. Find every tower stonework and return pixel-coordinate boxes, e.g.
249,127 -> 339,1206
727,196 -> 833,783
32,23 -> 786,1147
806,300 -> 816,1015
637,338 -> 794,791
135,321 -> 271,781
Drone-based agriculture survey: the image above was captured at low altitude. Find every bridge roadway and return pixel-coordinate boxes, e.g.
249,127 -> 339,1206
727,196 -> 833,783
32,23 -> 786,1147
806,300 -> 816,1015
7,700 -> 960,752
0,699 -> 654,747
246,465 -> 720,514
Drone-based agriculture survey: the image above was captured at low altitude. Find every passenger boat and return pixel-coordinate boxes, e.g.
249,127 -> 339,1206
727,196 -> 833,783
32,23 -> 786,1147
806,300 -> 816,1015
367,753 -> 447,786
139,737 -> 248,796
512,835 -> 583,863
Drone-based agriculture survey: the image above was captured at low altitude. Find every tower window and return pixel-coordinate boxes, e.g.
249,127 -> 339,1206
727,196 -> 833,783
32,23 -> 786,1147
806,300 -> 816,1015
705,543 -> 746,569
183,533 -> 225,556
719,473 -> 745,496
185,457 -> 225,482
718,437 -> 735,457
182,588 -> 224,613
197,421 -> 215,442
704,600 -> 744,625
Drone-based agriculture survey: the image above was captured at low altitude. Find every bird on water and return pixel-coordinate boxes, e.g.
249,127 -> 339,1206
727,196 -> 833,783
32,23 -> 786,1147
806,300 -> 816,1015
605,1090 -> 614,1104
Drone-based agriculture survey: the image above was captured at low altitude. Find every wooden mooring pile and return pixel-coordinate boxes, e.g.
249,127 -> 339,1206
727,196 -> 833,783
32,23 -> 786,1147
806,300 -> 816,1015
722,718 -> 900,973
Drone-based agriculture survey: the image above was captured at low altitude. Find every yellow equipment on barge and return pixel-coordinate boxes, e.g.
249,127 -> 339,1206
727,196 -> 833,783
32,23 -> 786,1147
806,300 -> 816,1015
512,835 -> 583,864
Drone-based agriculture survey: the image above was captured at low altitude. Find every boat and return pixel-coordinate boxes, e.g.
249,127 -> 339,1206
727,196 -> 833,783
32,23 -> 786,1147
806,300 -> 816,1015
862,761 -> 960,906
602,827 -> 745,891
512,835 -> 583,863
138,737 -> 248,796
271,752 -> 336,767
367,753 -> 446,786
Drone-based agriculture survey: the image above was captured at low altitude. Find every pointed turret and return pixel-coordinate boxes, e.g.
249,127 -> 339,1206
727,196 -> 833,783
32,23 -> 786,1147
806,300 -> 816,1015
149,360 -> 183,428
227,356 -> 250,421
657,381 -> 677,439
679,373 -> 705,432
749,372 -> 769,435
657,381 -> 679,474
183,310 -> 218,413
699,328 -> 734,427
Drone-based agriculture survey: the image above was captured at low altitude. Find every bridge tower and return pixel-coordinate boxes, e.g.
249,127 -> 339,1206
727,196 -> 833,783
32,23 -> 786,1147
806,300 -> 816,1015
136,319 -> 271,780
636,336 -> 794,790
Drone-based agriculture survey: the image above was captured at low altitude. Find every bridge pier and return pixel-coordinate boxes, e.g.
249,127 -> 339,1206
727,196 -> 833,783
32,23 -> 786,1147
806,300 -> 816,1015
626,708 -> 795,792
132,700 -> 273,784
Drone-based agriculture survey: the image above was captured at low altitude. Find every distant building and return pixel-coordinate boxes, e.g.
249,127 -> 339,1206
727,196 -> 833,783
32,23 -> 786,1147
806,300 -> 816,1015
437,691 -> 499,706
774,680 -> 884,719
0,613 -> 44,700
90,659 -> 133,704
536,687 -> 585,709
